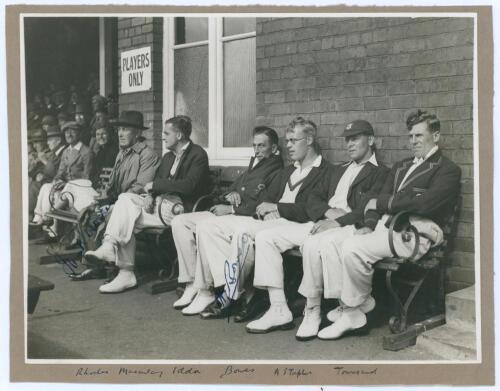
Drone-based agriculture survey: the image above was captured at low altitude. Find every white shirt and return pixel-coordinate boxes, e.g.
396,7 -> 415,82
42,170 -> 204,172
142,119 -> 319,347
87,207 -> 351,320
398,146 -> 439,191
68,141 -> 82,152
328,153 -> 378,212
252,157 -> 261,169
279,155 -> 322,203
170,141 -> 190,177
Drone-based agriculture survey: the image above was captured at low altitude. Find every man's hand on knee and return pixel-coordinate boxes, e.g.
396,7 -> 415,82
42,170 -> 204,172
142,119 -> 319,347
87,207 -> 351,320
354,227 -> 373,236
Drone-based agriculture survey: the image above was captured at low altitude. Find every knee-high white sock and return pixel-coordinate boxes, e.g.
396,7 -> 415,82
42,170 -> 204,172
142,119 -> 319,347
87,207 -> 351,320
306,296 -> 321,309
268,287 -> 286,306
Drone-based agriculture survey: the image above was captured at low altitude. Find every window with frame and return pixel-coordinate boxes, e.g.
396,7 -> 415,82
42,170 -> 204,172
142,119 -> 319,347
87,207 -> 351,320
164,17 -> 256,165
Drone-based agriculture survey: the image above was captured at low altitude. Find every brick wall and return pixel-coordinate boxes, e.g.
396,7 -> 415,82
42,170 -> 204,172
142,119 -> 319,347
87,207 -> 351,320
256,17 -> 474,292
117,17 -> 163,156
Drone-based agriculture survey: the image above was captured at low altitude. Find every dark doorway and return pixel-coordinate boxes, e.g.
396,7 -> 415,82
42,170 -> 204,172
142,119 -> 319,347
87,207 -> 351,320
24,17 -> 100,102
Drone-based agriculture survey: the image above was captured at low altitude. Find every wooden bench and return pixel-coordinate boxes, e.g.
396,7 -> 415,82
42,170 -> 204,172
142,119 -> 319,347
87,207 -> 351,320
192,166 -> 460,350
28,274 -> 55,314
39,167 -> 115,264
136,166 -> 241,295
283,202 -> 459,351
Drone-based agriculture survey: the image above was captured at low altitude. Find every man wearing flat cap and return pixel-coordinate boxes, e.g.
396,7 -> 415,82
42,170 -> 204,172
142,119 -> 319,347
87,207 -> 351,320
54,121 -> 92,182
31,121 -> 95,242
245,119 -> 389,336
315,110 -> 461,341
84,115 -> 210,293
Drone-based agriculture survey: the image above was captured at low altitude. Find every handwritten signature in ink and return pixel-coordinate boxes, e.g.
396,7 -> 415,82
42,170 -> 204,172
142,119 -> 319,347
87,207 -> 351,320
53,204 -> 111,274
217,232 -> 252,321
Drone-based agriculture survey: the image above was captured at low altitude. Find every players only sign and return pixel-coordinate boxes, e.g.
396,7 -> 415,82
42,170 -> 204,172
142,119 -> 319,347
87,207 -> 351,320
121,46 -> 152,93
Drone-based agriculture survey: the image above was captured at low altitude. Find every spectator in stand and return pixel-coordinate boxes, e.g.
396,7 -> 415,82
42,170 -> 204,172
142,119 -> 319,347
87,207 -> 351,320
107,95 -> 119,119
89,116 -> 118,188
57,111 -> 70,128
41,115 -> 57,133
74,103 -> 92,145
53,89 -> 67,115
42,93 -> 55,116
29,125 -> 66,216
31,122 -> 94,243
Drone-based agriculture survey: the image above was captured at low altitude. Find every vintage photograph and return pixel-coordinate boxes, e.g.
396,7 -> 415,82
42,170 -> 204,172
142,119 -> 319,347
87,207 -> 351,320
17,8 -> 484,378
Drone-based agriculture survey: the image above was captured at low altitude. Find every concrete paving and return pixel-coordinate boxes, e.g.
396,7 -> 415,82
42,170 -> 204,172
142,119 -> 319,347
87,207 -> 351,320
27,241 -> 445,361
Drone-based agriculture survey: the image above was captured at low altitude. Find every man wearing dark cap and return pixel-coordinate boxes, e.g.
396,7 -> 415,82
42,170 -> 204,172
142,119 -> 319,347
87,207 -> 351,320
246,119 -> 389,336
316,110 -> 461,341
84,115 -> 210,293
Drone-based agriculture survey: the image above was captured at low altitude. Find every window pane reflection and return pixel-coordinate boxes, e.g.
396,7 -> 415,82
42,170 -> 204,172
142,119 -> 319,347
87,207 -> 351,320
175,17 -> 208,44
223,37 -> 256,147
223,18 -> 256,36
174,46 -> 209,147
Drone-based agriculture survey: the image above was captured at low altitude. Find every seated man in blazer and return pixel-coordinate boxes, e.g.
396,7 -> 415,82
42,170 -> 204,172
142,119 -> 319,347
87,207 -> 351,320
171,126 -> 283,310
249,120 -> 389,337
181,117 -> 329,317
84,115 -> 210,293
317,110 -> 461,340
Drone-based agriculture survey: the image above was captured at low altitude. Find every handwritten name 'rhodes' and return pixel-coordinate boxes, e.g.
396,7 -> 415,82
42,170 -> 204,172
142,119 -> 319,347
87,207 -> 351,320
75,367 -> 109,377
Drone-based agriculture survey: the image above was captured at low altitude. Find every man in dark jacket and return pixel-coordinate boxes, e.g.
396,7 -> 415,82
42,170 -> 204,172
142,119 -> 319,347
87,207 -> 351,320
249,120 -> 388,337
317,110 -> 461,341
84,115 -> 210,293
171,126 -> 283,310
180,117 -> 329,317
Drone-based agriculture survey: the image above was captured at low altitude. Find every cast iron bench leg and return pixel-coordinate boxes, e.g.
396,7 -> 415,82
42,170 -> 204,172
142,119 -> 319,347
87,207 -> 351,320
382,268 -> 444,351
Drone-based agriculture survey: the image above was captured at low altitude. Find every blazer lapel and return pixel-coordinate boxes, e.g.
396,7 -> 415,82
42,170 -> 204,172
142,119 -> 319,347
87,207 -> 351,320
172,143 -> 193,179
280,165 -> 296,195
393,160 -> 413,194
346,163 -> 373,200
398,152 -> 442,191
65,148 -> 81,169
297,160 -> 325,195
247,156 -> 258,172
163,153 -> 175,178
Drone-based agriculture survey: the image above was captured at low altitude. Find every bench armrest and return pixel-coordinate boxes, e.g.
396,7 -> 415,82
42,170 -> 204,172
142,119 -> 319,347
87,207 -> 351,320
387,211 -> 421,263
193,194 -> 216,212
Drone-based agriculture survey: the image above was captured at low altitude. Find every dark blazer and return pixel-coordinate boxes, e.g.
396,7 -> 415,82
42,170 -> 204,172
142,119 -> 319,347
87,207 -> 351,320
366,149 -> 461,230
55,143 -> 93,181
151,142 -> 211,212
307,158 -> 389,228
229,154 -> 284,216
260,156 -> 330,223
